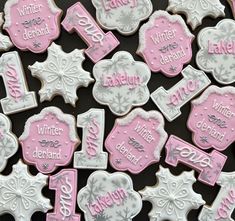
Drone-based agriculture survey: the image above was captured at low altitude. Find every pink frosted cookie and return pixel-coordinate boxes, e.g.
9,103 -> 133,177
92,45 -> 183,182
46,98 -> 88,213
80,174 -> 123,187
165,135 -> 227,186
187,85 -> 235,151
62,2 -> 119,63
140,166 -> 205,221
228,0 -> 235,18
92,0 -> 153,35
77,170 -> 142,221
0,160 -> 52,221
105,108 -> 168,174
3,0 -> 62,53
137,10 -> 194,77
0,12 -> 13,51
47,169 -> 80,221
0,51 -> 38,115
19,106 -> 80,174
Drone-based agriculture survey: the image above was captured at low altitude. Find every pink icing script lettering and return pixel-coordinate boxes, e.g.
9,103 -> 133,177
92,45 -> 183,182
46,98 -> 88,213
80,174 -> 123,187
102,0 -> 137,10
208,40 -> 235,54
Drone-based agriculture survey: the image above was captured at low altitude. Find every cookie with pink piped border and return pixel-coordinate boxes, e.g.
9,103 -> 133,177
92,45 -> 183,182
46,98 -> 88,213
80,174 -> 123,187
19,106 -> 80,174
3,0 -> 62,53
187,85 -> 235,151
105,108 -> 168,174
0,12 -> 13,51
137,10 -> 194,77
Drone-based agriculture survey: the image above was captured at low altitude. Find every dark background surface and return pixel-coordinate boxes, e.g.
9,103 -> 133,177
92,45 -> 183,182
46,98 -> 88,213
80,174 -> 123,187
0,0 -> 235,220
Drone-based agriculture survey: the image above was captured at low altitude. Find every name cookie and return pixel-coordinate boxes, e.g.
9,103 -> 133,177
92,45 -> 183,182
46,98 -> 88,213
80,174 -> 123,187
19,106 -> 80,174
92,0 -> 152,35
77,170 -> 142,221
29,42 -> 94,106
0,12 -> 13,51
74,108 -> 108,169
165,135 -> 227,186
62,2 -> 119,63
140,166 -> 205,221
47,169 -> 80,221
0,51 -> 37,115
0,113 -> 18,172
167,0 -> 225,30
4,0 -> 62,53
196,19 -> 235,84
151,65 -> 211,122
0,160 -> 52,221
199,171 -> 235,221
105,108 -> 168,173
137,10 -> 194,77
188,85 -> 235,151
92,51 -> 151,116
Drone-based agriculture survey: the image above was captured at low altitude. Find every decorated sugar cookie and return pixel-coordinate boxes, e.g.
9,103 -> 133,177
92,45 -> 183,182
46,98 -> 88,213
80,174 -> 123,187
151,65 -> 211,122
92,51 -> 151,116
3,0 -> 62,53
0,160 -> 52,221
92,0 -> 153,35
196,19 -> 235,84
74,108 -> 108,169
227,0 -> 235,18
140,166 -> 205,221
199,171 -> 235,221
167,0 -> 225,30
0,114 -> 18,172
62,2 -> 119,63
0,12 -> 13,51
28,43 -> 94,106
165,135 -> 227,186
0,51 -> 38,115
137,10 -> 194,77
187,85 -> 235,151
77,170 -> 142,221
105,108 -> 168,173
19,107 -> 80,174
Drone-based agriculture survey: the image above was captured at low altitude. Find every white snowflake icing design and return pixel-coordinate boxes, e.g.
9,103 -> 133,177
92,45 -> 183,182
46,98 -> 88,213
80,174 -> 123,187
140,166 -> 205,221
29,42 -> 94,106
0,160 -> 52,221
0,12 -> 13,51
167,0 -> 225,29
0,114 -> 18,172
92,0 -> 152,35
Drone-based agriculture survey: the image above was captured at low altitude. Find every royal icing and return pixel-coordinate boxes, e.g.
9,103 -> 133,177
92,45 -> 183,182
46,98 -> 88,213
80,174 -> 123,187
151,65 -> 211,122
140,166 -> 205,221
19,106 -> 80,174
0,160 -> 52,221
74,108 -> 108,169
28,42 -> 94,106
187,85 -> 235,151
165,135 -> 227,186
0,12 -> 13,51
196,19 -> 235,84
92,51 -> 151,116
0,113 -> 18,172
47,169 -> 80,221
77,170 -> 142,221
199,172 -> 235,221
62,2 -> 119,63
4,0 -> 62,53
227,0 -> 235,18
167,0 -> 225,30
92,0 -> 152,35
105,108 -> 168,174
137,10 -> 194,77
0,51 -> 37,115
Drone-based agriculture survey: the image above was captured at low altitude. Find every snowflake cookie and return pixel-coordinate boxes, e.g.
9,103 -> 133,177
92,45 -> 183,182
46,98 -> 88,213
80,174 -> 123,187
167,0 -> 225,30
92,51 -> 151,116
77,170 -> 142,221
140,166 -> 205,221
196,19 -> 235,85
92,0 -> 153,35
0,113 -> 18,172
0,12 -> 13,51
0,160 -> 52,221
29,42 -> 94,106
